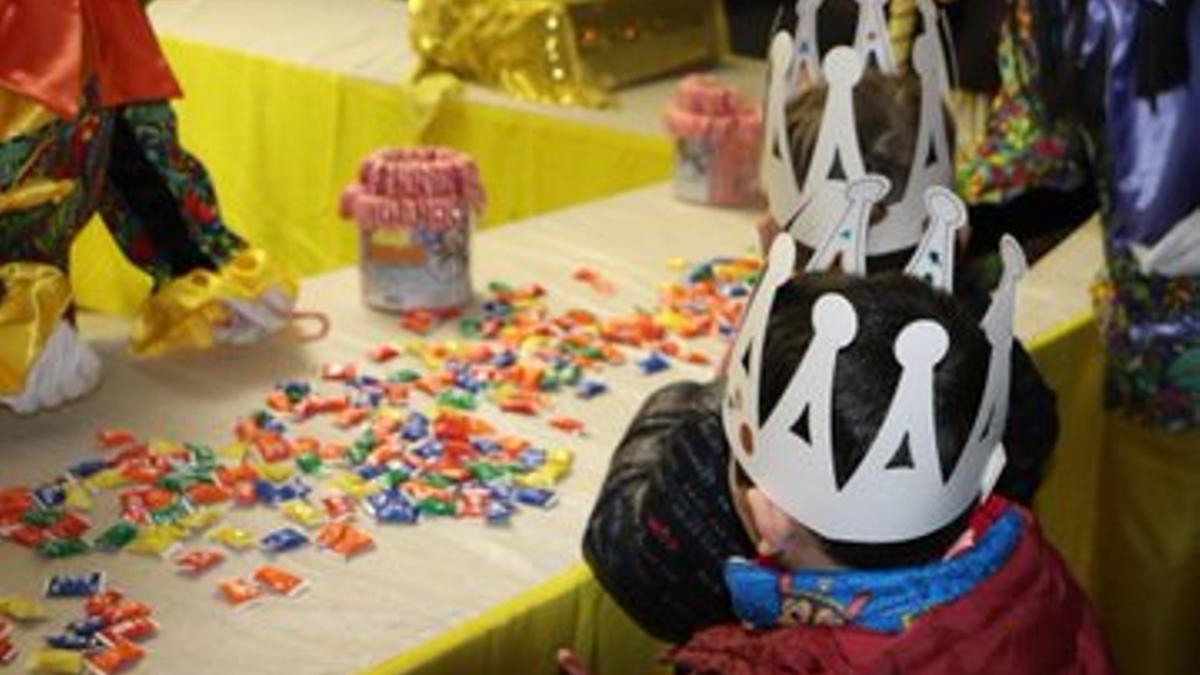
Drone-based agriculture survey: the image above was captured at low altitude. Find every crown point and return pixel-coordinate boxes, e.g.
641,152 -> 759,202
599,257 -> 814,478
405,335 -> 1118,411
894,320 -> 948,367
767,233 -> 798,274
998,235 -> 1028,280
812,293 -> 858,347
823,47 -> 864,84
924,186 -> 965,224
846,175 -> 891,202
770,32 -> 795,68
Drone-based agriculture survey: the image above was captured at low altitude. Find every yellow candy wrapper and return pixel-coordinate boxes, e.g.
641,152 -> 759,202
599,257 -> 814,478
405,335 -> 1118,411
515,469 -> 557,490
125,525 -> 182,558
256,461 -> 296,484
280,500 -> 325,529
0,596 -> 47,622
64,483 -> 94,511
218,442 -> 248,462
178,507 -> 224,534
25,648 -> 83,674
84,468 -> 128,491
205,524 -> 256,551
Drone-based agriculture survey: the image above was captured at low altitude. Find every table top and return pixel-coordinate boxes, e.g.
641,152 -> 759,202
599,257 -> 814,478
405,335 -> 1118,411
0,183 -> 1101,674
0,185 -> 755,675
147,0 -> 765,138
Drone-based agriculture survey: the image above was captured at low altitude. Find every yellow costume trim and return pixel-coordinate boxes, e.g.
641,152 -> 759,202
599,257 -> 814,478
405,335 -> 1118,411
130,247 -> 297,356
0,263 -> 72,395
0,178 -> 76,215
0,88 -> 57,143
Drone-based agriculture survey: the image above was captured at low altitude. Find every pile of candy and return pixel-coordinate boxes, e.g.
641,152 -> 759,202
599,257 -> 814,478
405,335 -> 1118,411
384,255 -> 763,426
0,573 -> 158,674
0,254 -> 764,669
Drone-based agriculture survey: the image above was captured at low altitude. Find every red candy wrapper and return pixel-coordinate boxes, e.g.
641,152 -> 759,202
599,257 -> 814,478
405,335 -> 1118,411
254,434 -> 294,463
549,416 -> 586,434
48,511 -> 92,539
97,429 -> 137,449
85,637 -> 144,674
321,363 -> 358,381
369,344 -> 400,363
0,635 -> 15,665
101,618 -> 159,643
85,590 -> 124,617
252,565 -> 308,597
99,601 -> 152,625
217,578 -> 263,609
186,483 -> 232,506
172,548 -> 226,576
321,495 -> 356,521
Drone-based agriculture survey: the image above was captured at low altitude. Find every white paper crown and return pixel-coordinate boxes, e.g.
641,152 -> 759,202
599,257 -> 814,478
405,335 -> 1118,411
762,0 -> 953,255
723,178 -> 1025,543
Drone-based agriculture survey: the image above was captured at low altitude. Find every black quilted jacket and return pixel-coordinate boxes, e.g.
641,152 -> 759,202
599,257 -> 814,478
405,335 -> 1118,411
582,342 -> 1057,645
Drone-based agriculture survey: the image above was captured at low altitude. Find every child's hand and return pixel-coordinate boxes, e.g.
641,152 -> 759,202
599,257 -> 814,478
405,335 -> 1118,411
756,215 -> 782,255
556,648 -> 590,675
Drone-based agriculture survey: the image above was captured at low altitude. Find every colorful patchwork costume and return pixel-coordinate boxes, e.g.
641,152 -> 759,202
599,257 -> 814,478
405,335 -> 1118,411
0,0 -> 296,414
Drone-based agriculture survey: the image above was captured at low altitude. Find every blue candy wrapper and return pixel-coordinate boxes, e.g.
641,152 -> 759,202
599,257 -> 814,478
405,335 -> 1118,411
44,571 -> 104,598
259,527 -> 310,554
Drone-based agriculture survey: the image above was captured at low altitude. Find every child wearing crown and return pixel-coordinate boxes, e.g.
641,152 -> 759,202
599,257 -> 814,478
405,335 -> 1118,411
582,5 -> 1058,647
661,230 -> 1112,674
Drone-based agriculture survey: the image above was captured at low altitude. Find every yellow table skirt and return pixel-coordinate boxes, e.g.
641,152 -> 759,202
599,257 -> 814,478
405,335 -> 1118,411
70,37 -> 673,316
364,312 -> 1200,675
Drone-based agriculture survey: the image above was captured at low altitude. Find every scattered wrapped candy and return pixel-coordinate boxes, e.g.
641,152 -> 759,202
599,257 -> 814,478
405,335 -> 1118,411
44,573 -> 104,599
45,634 -> 98,652
205,525 -> 257,552
259,527 -> 309,554
85,638 -> 144,674
0,597 -> 46,623
216,578 -> 263,609
171,548 -> 225,576
100,618 -> 159,643
0,634 -> 16,665
123,526 -> 181,558
252,565 -> 308,597
25,647 -> 83,674
280,500 -> 325,529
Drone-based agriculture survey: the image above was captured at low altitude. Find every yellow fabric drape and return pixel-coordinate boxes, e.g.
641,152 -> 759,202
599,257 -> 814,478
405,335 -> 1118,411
361,565 -> 669,675
1092,417 -> 1200,675
130,247 -> 295,356
0,263 -> 71,394
70,36 -> 672,316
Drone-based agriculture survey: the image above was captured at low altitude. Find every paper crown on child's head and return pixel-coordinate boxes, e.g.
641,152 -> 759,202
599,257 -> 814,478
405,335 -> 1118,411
723,177 -> 1025,543
762,0 -> 954,255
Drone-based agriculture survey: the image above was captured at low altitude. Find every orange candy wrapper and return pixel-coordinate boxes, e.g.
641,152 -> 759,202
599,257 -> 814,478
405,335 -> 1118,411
316,522 -> 375,559
252,565 -> 308,597
217,578 -> 263,609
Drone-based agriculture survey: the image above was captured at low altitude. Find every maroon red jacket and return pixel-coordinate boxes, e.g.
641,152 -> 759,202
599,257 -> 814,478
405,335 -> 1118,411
669,512 -> 1113,675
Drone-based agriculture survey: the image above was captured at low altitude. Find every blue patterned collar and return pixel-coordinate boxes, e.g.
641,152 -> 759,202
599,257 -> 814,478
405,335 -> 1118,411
725,508 -> 1023,634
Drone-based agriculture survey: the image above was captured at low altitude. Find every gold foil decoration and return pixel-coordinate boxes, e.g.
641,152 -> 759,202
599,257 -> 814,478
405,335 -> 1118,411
409,0 -> 728,108
0,263 -> 72,395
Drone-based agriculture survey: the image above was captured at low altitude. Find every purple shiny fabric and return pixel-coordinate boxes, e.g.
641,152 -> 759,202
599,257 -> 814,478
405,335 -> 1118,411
1082,0 -> 1200,249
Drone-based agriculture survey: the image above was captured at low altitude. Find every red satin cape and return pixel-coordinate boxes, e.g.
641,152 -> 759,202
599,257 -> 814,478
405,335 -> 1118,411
0,0 -> 181,119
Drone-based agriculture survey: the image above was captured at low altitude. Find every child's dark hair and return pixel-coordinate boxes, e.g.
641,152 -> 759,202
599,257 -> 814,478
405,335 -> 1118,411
785,72 -> 956,273
751,271 -> 990,569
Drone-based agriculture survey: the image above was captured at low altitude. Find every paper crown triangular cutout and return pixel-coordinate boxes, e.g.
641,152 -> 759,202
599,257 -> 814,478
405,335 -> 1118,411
723,195 -> 1023,543
762,0 -> 954,256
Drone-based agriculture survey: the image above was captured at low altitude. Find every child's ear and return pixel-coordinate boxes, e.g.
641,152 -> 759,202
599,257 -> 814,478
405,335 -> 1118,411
745,487 -> 802,557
